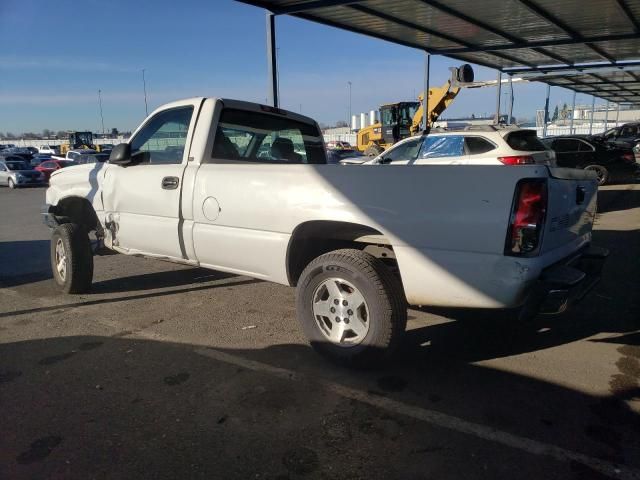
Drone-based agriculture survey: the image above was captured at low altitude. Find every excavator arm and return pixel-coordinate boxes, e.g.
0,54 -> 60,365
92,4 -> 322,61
409,63 -> 475,136
410,81 -> 462,135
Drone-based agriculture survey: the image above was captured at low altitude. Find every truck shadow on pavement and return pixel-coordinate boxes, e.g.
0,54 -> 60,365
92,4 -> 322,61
597,187 -> 640,214
90,267 -> 237,294
0,240 -> 51,288
0,334 -> 638,480
0,275 -> 262,320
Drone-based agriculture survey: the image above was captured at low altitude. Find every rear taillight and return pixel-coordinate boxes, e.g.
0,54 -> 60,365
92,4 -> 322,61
498,155 -> 535,165
622,152 -> 635,163
506,180 -> 547,256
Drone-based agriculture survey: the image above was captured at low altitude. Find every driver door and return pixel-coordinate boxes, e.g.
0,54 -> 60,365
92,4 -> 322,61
102,100 -> 200,259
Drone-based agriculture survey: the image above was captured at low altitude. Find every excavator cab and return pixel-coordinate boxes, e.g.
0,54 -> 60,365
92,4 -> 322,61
379,102 -> 420,145
69,131 -> 94,149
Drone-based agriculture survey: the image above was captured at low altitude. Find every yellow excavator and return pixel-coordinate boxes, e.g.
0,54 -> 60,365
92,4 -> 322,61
59,131 -> 103,155
357,64 -> 475,156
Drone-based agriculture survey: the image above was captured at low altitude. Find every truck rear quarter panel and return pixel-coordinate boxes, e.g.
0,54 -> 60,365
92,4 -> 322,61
190,163 -> 556,308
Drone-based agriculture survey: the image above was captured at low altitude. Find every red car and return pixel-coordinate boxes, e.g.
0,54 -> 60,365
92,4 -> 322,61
35,160 -> 77,182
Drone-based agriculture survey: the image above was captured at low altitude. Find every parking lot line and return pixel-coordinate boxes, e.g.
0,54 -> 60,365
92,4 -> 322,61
189,345 -> 638,480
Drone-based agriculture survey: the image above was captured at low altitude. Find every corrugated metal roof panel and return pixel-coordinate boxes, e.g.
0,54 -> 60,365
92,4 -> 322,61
534,0 -> 636,36
238,0 -> 640,103
438,0 -> 569,43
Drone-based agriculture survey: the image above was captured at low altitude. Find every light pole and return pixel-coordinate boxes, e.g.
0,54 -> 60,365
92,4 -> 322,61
142,69 -> 149,116
98,89 -> 105,135
348,81 -> 352,129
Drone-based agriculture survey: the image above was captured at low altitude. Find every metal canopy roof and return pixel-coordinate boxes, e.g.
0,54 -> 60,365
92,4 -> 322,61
520,66 -> 640,104
239,0 -> 640,104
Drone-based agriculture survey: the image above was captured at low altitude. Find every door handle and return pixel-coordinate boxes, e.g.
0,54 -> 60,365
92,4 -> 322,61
161,176 -> 179,190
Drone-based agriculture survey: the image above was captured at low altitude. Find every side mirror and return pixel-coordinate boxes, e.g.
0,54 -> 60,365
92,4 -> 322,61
109,143 -> 132,165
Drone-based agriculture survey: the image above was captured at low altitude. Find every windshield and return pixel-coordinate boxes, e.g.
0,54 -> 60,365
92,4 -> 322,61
6,161 -> 28,170
59,161 -> 77,167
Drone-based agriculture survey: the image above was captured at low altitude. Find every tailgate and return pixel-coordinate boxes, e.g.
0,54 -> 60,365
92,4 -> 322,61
539,168 -> 598,253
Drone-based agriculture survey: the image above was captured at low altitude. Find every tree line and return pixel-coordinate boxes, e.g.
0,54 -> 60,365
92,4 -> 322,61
0,128 -> 123,140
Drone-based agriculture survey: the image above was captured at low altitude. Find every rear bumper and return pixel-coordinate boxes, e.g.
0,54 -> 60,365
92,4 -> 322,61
521,245 -> 608,316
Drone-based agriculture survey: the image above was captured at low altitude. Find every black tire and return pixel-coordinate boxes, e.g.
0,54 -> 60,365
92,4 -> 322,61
8,178 -> 16,189
364,144 -> 384,158
295,249 -> 407,367
50,223 -> 93,294
584,165 -> 609,186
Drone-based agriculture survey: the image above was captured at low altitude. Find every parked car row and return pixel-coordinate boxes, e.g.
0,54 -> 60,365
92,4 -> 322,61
349,125 -> 639,186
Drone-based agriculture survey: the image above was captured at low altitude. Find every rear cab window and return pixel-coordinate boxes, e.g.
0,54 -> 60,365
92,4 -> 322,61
505,130 -> 547,151
212,108 -> 325,164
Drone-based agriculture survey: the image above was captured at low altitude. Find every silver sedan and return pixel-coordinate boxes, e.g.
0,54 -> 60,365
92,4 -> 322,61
0,159 -> 46,188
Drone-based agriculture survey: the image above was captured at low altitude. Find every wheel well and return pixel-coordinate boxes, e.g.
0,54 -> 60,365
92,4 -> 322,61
286,220 -> 391,286
52,197 -> 99,232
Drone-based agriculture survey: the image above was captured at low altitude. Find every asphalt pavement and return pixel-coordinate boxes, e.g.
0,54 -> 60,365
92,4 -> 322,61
0,183 -> 639,480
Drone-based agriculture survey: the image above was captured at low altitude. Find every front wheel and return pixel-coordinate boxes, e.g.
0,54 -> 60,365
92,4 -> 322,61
584,165 -> 609,186
295,249 -> 407,367
364,144 -> 384,158
50,223 -> 94,294
8,178 -> 16,189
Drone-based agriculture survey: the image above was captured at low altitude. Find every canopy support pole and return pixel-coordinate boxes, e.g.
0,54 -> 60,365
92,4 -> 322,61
615,103 -> 621,126
542,84 -> 550,138
589,95 -> 595,135
266,12 -> 279,107
508,75 -> 514,124
569,91 -> 576,134
603,101 -> 609,133
494,71 -> 502,124
423,52 -> 430,132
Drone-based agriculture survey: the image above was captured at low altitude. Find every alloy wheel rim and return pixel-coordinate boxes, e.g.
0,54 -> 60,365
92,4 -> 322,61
311,277 -> 370,347
586,166 -> 605,184
55,238 -> 67,281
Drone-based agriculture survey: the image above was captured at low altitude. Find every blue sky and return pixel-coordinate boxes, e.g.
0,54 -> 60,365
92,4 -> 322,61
0,0 -> 599,134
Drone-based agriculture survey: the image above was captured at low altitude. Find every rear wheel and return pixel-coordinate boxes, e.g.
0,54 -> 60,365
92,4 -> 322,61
50,223 -> 93,294
8,178 -> 16,189
295,249 -> 407,367
584,165 -> 609,186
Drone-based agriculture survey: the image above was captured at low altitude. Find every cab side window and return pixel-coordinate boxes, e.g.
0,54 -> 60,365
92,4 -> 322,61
130,106 -> 194,164
211,108 -> 325,164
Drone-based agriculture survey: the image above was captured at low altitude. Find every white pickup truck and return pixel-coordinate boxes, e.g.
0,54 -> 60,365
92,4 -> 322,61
44,97 -> 607,365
